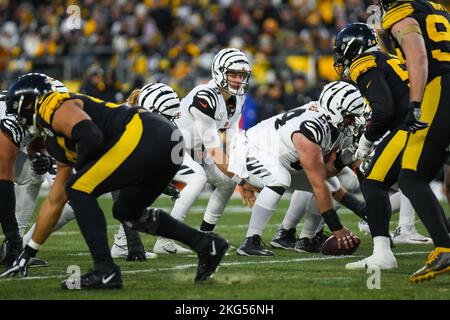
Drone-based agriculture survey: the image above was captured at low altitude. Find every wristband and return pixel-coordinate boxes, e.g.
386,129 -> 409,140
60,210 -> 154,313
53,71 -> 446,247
321,209 -> 343,232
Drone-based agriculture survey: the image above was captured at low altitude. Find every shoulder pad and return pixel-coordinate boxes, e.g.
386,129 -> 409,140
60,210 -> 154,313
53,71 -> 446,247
350,53 -> 377,83
382,1 -> 414,31
37,92 -> 71,125
190,89 -> 219,119
299,119 -> 326,145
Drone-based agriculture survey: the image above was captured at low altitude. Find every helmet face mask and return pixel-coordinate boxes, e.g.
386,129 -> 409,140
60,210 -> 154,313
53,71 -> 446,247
333,23 -> 380,78
212,48 -> 251,96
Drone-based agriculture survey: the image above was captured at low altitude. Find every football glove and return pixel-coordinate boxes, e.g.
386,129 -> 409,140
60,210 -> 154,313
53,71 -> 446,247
404,102 -> 428,133
0,245 -> 37,278
123,224 -> 147,262
162,183 -> 180,201
29,152 -> 54,175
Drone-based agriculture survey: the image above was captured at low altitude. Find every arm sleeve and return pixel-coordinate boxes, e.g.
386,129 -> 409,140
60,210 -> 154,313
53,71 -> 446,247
190,108 -> 221,150
357,69 -> 396,142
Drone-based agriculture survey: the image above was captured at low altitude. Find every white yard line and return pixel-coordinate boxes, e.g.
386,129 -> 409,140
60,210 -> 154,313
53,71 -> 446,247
5,251 -> 429,282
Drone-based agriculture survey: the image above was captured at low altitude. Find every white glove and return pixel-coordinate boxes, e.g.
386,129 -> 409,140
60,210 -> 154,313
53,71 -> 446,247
354,134 -> 374,162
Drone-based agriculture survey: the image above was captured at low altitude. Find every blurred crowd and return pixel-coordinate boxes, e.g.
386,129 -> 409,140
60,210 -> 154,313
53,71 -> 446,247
1,0 -> 449,125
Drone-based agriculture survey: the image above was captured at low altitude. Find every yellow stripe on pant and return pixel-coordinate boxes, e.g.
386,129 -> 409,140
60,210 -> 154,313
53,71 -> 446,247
72,114 -> 143,194
402,76 -> 442,171
367,130 -> 408,182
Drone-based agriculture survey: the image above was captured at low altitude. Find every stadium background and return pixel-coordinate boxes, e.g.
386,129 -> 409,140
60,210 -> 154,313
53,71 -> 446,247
2,0 -> 448,128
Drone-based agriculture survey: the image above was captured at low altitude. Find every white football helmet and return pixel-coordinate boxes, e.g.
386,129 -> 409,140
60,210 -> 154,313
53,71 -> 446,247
138,82 -> 180,120
211,48 -> 251,96
318,81 -> 366,132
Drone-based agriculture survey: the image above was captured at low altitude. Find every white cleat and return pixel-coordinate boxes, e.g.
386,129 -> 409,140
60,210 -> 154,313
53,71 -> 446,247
392,225 -> 432,245
358,220 -> 371,235
345,253 -> 397,270
111,235 -> 157,259
153,237 -> 192,254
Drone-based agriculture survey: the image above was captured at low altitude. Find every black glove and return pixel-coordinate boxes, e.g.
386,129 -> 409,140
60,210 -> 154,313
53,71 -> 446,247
404,102 -> 428,133
29,152 -> 54,175
123,224 -> 147,262
162,183 -> 180,201
0,245 -> 38,278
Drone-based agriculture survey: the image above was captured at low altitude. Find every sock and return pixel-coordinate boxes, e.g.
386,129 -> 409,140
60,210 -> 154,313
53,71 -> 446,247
281,191 -> 311,230
200,220 -> 215,232
373,236 -> 392,256
399,170 -> 450,247
203,182 -> 235,226
14,181 -> 41,236
246,187 -> 283,237
153,210 -> 204,250
0,180 -> 20,241
300,211 -> 323,239
340,192 -> 367,221
361,179 -> 392,238
398,191 -> 415,226
66,188 -> 116,270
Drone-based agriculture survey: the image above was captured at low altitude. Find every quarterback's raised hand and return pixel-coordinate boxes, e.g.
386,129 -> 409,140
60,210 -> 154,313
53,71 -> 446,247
0,245 -> 37,278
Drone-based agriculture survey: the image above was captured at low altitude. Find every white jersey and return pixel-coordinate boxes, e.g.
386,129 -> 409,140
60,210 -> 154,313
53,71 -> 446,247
247,101 -> 341,172
175,79 -> 245,151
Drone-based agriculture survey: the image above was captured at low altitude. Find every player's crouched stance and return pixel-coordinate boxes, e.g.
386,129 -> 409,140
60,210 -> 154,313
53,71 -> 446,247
1,74 -> 228,289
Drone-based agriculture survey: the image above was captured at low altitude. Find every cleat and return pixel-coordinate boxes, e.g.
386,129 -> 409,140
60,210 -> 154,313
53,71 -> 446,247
195,232 -> 229,282
358,220 -> 371,235
153,237 -> 192,255
270,228 -> 297,250
295,237 -> 321,253
237,235 -> 274,257
409,247 -> 450,283
313,228 -> 331,249
345,252 -> 397,270
0,238 -> 22,267
61,267 -> 123,290
29,257 -> 49,268
392,225 -> 432,245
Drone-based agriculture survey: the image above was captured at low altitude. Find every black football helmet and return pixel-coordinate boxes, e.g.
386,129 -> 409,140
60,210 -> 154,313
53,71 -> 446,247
333,23 -> 380,78
379,0 -> 398,12
5,73 -> 54,127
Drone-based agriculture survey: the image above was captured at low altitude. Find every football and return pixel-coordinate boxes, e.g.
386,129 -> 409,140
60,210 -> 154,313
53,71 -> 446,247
320,235 -> 361,256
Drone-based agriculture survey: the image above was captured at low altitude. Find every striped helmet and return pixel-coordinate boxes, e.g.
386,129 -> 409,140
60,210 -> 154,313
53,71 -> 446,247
138,83 -> 180,120
318,81 -> 366,131
212,48 -> 251,96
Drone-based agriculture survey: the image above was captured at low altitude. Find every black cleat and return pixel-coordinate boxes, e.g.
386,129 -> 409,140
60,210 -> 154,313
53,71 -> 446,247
61,267 -> 123,290
313,228 -> 331,250
410,247 -> 450,283
295,237 -> 321,253
270,228 -> 297,250
0,238 -> 22,267
195,232 -> 229,282
29,257 -> 49,268
237,235 -> 274,257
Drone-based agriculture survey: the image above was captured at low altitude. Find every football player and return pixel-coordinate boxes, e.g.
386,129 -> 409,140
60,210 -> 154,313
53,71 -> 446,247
231,81 -> 365,256
0,74 -> 229,288
381,0 -> 450,282
152,48 -> 259,254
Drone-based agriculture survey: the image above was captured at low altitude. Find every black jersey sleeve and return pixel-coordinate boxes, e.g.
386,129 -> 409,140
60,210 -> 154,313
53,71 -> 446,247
357,69 -> 396,142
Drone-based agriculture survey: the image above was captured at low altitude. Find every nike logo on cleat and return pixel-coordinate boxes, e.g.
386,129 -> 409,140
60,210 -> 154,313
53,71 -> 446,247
210,240 -> 216,256
102,273 -> 116,284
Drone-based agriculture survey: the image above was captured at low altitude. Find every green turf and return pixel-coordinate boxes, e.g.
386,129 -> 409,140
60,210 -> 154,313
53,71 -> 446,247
0,196 -> 449,300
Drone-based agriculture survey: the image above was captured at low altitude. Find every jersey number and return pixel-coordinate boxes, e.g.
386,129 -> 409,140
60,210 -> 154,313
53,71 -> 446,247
387,57 -> 409,81
426,14 -> 450,62
274,108 -> 306,130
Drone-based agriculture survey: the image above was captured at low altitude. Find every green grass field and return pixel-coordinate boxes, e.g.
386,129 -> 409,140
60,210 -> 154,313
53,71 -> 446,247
0,195 -> 449,300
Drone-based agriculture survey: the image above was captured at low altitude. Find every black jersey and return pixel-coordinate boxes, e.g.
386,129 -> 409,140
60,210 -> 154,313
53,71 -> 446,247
382,0 -> 450,81
35,92 -> 138,164
349,51 -> 410,141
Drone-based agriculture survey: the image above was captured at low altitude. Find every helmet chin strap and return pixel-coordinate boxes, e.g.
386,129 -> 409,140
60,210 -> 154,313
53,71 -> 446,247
27,97 -> 40,137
